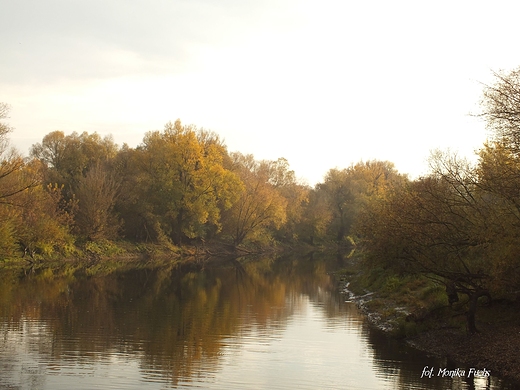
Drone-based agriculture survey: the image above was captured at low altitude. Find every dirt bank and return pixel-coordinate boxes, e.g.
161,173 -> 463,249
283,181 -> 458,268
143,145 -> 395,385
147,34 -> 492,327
341,280 -> 520,385
407,323 -> 520,384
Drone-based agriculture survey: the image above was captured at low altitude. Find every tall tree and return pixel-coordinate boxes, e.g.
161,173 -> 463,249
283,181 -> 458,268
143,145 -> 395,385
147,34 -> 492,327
31,131 -> 119,190
0,103 -> 12,156
223,153 -> 288,246
297,188 -> 331,245
0,103 -> 37,205
16,179 -> 75,258
74,163 -> 120,241
319,160 -> 403,243
358,152 -> 497,333
134,120 -> 241,244
31,131 -> 120,242
0,106 -> 64,256
476,67 -> 520,293
475,142 -> 520,293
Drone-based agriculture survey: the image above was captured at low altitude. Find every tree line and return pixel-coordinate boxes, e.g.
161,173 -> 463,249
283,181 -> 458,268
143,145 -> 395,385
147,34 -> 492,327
0,111 -> 406,256
2,68 -> 520,331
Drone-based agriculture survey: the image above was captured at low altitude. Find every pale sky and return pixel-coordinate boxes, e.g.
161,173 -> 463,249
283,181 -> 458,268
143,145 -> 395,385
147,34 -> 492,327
2,0 -> 520,185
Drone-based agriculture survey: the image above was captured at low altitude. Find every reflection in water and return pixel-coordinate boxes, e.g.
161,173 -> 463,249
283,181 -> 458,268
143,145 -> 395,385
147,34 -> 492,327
0,255 -> 515,389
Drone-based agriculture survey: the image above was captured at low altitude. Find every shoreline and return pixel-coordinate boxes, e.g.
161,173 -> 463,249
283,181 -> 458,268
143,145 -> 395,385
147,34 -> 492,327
406,325 -> 520,384
341,279 -> 520,385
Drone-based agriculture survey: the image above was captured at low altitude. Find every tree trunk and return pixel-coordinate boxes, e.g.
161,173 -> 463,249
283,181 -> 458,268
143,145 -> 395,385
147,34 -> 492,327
466,293 -> 479,334
173,210 -> 184,245
465,289 -> 491,334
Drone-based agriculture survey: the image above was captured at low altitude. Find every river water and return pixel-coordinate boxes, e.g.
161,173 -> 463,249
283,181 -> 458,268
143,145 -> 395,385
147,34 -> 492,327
0,255 -> 515,389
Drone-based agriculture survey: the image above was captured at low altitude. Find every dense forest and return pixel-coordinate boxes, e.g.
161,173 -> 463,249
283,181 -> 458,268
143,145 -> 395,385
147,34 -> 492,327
2,69 -> 520,333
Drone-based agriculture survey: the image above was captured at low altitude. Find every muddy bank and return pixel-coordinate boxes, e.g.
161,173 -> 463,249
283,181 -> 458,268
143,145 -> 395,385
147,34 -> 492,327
342,281 -> 408,333
341,281 -> 520,385
408,325 -> 520,384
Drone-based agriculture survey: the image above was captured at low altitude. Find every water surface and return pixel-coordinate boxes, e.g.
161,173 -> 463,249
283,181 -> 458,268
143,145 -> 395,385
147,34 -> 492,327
0,256 -> 514,389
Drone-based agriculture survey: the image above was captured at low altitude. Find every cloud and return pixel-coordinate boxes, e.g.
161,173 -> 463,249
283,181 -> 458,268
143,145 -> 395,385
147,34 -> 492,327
0,0 -> 304,85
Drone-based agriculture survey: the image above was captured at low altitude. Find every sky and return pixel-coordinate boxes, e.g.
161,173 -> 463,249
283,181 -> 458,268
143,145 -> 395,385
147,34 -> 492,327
2,0 -> 520,185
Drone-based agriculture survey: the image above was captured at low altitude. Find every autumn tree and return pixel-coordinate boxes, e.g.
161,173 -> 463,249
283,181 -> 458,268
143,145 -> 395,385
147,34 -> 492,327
29,130 -> 66,172
358,152 -> 499,333
297,188 -> 331,245
479,68 -> 520,155
319,161 -> 403,244
31,131 -> 120,241
109,145 -> 145,241
31,131 -> 119,191
0,103 -> 12,155
0,103 -> 37,205
474,142 -> 520,293
222,153 -> 288,246
0,106 -> 72,257
15,181 -> 75,257
318,169 -> 355,243
74,163 -> 120,241
355,68 -> 520,332
265,158 -> 309,243
129,120 -> 241,245
477,67 -> 520,292
0,104 -> 41,255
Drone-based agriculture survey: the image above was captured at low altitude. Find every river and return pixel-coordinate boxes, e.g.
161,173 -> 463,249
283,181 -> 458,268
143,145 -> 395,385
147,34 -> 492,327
0,255 -> 515,389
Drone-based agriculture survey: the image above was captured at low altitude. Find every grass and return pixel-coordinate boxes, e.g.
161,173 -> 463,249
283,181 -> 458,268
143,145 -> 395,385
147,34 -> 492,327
335,256 -> 453,337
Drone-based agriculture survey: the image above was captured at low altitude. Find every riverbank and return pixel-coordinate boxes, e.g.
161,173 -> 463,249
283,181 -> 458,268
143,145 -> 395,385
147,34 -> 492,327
1,239 -> 312,280
2,238 -> 291,266
337,258 -> 520,385
407,323 -> 520,383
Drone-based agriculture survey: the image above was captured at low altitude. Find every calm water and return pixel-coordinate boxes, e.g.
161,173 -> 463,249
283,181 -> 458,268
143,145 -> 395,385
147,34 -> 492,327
0,255 -> 515,389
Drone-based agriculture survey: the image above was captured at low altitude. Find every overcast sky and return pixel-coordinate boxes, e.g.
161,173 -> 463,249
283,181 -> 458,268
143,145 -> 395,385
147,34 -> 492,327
2,0 -> 520,185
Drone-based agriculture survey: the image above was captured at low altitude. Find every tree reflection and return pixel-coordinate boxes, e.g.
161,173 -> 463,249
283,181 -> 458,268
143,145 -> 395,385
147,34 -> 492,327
0,255 -> 345,386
